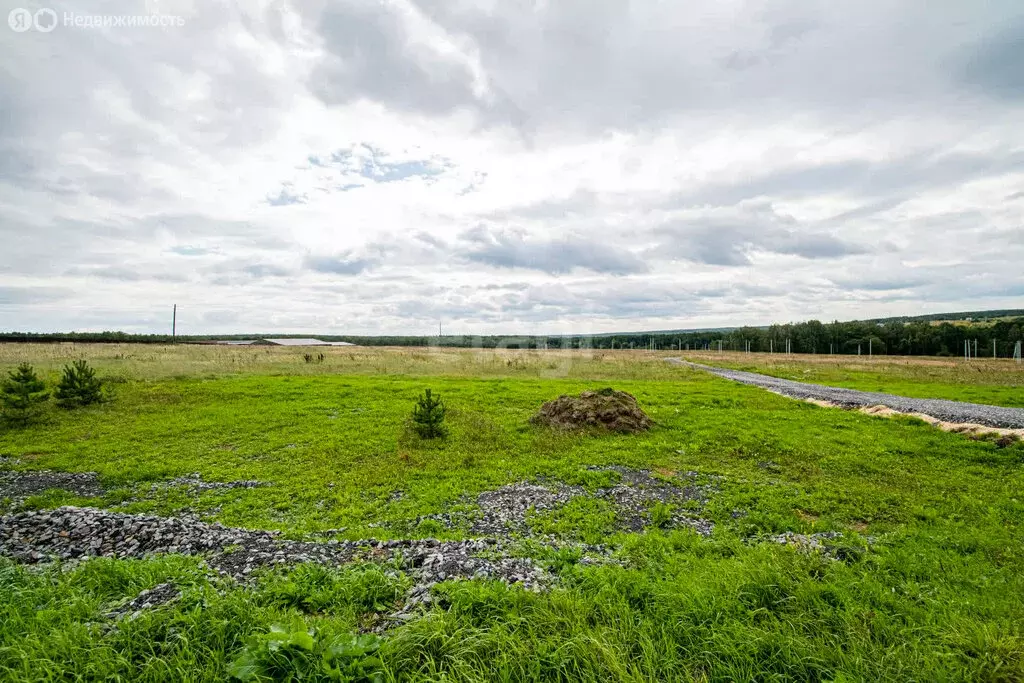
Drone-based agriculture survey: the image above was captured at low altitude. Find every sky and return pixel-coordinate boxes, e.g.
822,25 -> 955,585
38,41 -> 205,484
1,0 -> 1022,336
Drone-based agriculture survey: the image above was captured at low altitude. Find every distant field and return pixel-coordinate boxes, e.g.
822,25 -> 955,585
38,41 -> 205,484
928,316 -> 1021,327
682,351 -> 1024,408
1,344 -> 1022,680
0,342 -> 685,382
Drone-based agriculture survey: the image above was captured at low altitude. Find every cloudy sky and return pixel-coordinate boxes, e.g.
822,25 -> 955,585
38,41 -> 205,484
1,0 -> 1022,335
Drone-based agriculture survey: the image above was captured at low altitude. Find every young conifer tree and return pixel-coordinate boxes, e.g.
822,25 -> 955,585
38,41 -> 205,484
1,363 -> 49,424
411,388 -> 447,439
55,359 -> 103,408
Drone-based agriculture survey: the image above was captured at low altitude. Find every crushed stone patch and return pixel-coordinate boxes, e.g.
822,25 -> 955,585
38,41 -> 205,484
416,466 -> 716,537
0,469 -> 105,502
150,472 -> 268,493
107,582 -> 182,622
592,466 -> 715,533
759,531 -> 869,561
0,506 -> 615,626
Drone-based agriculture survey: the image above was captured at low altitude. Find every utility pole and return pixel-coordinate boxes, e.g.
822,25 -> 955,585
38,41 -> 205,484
172,304 -> 176,342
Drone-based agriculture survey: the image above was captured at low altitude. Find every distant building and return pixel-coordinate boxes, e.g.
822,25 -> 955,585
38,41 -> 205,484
210,338 -> 355,346
261,338 -> 354,347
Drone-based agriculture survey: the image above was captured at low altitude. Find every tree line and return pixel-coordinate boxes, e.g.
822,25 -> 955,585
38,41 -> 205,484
1,316 -> 1022,357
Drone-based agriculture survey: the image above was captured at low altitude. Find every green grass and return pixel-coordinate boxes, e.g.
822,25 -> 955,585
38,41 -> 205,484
1,346 -> 1023,680
683,351 -> 1024,408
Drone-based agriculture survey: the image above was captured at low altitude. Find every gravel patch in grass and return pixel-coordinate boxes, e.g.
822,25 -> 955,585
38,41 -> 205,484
0,506 -> 617,624
471,482 -> 588,535
150,472 -> 268,493
0,469 -> 105,502
106,582 -> 182,622
590,466 -> 715,534
416,466 -> 716,537
760,531 -> 870,562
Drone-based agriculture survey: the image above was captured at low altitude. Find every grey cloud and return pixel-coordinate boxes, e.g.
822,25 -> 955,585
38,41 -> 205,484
304,253 -> 377,275
241,264 -> 293,278
825,258 -> 1024,301
3,2 -> 1023,334
960,22 -> 1024,100
168,245 -> 217,257
267,188 -> 307,206
657,225 -> 753,266
485,190 -> 599,221
64,266 -> 188,283
202,310 -> 241,325
413,232 -> 447,249
1,1 -> 303,203
771,233 -> 868,259
307,1 -> 482,116
460,227 -> 649,275
333,1 -> 1013,134
0,287 -> 72,305
828,276 -> 930,292
681,149 -> 1024,210
201,259 -> 297,283
653,206 -> 870,266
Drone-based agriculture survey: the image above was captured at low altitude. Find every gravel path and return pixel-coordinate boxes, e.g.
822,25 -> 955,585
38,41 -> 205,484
670,359 -> 1024,429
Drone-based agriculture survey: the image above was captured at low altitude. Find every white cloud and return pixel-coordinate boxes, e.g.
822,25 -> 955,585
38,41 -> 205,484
1,0 -> 1022,334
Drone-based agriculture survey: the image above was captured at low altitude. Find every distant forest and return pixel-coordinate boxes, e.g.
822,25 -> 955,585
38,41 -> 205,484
2,310 -> 1022,357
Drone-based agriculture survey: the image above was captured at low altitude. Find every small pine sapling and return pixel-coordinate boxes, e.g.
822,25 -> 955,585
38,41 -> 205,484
55,359 -> 104,408
411,388 -> 447,439
0,363 -> 49,424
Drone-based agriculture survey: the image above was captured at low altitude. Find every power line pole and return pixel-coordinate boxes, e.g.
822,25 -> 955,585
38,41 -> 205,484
172,304 -> 176,342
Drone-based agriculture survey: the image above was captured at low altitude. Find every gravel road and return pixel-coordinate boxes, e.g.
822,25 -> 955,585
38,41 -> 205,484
670,359 -> 1024,429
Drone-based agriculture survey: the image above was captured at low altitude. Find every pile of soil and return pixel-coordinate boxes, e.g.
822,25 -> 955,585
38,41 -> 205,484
530,388 -> 652,433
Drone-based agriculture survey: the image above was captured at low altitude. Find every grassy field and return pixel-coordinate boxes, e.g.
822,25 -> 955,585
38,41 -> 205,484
1,344 -> 1023,681
682,351 -> 1024,408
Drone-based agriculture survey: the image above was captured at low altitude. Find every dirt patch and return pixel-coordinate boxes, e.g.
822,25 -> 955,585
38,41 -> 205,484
530,388 -> 652,433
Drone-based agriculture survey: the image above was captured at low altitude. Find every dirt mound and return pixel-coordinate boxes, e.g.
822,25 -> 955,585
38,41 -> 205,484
530,388 -> 652,433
